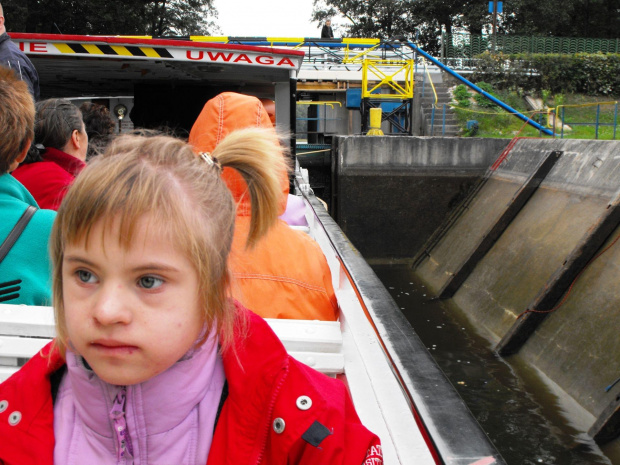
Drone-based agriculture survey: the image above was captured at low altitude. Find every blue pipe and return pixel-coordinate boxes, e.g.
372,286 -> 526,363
405,41 -> 555,136
224,38 -> 554,136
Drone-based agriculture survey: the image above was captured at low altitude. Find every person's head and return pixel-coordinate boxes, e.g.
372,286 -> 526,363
35,98 -> 89,161
325,19 -> 332,27
79,102 -> 115,160
0,3 -> 6,35
189,92 -> 291,218
0,66 -> 34,173
259,98 -> 276,126
51,128 -> 286,385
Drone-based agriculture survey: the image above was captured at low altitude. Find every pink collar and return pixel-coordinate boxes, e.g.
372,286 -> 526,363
54,332 -> 225,463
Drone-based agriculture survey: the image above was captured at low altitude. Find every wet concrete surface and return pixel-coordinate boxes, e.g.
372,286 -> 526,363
373,265 -> 620,465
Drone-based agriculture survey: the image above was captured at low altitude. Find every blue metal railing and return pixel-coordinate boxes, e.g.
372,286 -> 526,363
552,102 -> 619,139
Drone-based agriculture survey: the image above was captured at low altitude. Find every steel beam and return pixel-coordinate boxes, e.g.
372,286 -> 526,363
439,151 -> 562,299
497,188 -> 620,355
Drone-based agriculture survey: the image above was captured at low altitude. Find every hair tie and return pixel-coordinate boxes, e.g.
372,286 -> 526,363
200,152 -> 222,173
35,143 -> 46,154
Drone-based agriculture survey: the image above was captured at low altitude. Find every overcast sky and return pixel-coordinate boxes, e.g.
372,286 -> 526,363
213,0 -> 326,38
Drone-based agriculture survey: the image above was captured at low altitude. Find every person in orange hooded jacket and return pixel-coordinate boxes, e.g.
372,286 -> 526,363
189,92 -> 338,321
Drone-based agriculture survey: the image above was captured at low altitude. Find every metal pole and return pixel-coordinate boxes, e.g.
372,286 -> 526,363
414,30 -> 419,75
407,41 -> 554,135
561,107 -> 565,139
596,104 -> 600,139
613,103 -> 618,140
492,0 -> 498,52
442,104 -> 446,135
431,105 -> 436,135
440,28 -> 445,64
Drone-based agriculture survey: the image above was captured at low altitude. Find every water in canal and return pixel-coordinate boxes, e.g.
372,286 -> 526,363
373,265 -> 620,465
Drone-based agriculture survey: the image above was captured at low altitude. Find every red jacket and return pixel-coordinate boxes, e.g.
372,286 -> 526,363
0,308 -> 382,465
11,147 -> 86,210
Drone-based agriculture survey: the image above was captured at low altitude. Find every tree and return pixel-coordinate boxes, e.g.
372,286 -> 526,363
311,0 -> 492,53
312,0 -> 620,54
504,0 -> 620,39
2,0 -> 220,36
311,0 -> 417,40
142,0 -> 220,37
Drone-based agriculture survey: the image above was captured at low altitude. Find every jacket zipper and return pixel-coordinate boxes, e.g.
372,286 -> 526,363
253,358 -> 290,465
110,385 -> 134,464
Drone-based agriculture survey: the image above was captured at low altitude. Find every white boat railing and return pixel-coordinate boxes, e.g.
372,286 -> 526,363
295,166 -> 506,465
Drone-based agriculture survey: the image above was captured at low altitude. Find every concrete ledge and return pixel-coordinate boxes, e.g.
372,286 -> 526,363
337,136 -> 509,172
334,136 -> 510,260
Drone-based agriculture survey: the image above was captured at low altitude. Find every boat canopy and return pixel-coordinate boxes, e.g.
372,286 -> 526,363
10,33 -> 303,98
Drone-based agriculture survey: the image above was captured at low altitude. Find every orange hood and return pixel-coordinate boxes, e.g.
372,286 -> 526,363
189,92 -> 289,216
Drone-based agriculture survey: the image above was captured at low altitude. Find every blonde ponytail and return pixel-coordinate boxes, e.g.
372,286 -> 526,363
211,127 -> 290,247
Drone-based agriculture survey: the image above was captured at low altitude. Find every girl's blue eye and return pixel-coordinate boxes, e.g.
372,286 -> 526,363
138,276 -> 164,289
77,270 -> 96,283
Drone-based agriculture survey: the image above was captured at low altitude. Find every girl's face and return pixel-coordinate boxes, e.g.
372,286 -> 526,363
62,214 -> 204,386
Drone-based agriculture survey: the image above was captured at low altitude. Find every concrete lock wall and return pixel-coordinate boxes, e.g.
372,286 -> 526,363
334,136 -> 510,261
414,138 -> 620,431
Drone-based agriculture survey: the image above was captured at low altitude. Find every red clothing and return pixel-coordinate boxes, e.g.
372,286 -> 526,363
11,147 -> 86,210
189,92 -> 338,321
0,308 -> 382,465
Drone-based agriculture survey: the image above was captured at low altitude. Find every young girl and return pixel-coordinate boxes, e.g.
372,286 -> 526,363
0,129 -> 382,465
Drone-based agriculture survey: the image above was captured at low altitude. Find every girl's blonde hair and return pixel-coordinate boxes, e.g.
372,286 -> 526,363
51,127 -> 288,355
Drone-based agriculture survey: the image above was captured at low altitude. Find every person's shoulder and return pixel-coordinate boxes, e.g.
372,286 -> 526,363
32,160 -> 74,181
1,34 -> 25,56
32,207 -> 57,227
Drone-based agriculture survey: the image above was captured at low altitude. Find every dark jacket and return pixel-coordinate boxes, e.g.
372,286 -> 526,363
321,25 -> 334,39
0,307 -> 383,465
0,33 -> 40,101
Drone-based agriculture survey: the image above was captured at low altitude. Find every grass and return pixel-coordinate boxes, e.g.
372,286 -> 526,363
452,90 -> 619,140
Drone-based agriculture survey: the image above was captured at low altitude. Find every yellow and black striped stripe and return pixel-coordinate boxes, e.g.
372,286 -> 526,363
52,37 -> 386,58
54,42 -> 173,58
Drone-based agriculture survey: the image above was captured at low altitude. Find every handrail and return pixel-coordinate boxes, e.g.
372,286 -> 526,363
297,101 -> 343,109
422,59 -> 439,108
549,101 -> 619,139
422,59 -> 439,135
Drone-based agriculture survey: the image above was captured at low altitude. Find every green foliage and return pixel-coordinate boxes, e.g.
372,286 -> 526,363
3,0 -> 220,35
473,82 -> 499,108
453,84 -> 473,107
472,52 -> 620,96
454,90 -> 619,139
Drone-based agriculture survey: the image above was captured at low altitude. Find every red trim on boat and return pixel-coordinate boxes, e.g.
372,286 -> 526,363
8,33 -> 304,57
